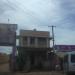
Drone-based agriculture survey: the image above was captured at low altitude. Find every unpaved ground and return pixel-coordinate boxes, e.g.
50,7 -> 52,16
0,63 -> 64,75
14,71 -> 64,75
0,63 -> 9,72
0,71 -> 64,75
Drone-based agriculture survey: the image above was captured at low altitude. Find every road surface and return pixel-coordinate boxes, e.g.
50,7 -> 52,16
0,63 -> 64,75
0,63 -> 9,72
15,71 -> 64,75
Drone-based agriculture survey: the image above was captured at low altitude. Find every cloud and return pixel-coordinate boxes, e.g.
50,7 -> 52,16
0,46 -> 12,54
55,0 -> 75,27
55,27 -> 75,45
0,0 -> 75,46
0,0 -> 16,14
0,0 -> 75,26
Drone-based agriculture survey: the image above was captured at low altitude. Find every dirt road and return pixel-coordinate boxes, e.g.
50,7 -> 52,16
0,63 -> 64,75
0,71 -> 64,75
0,63 -> 9,72
14,71 -> 64,75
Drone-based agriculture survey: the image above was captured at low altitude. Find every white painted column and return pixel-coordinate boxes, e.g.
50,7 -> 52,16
21,37 -> 24,46
35,38 -> 38,47
47,38 -> 50,47
28,37 -> 30,47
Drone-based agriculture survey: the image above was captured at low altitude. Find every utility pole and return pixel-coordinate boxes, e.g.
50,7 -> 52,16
48,25 -> 56,52
39,25 -> 56,51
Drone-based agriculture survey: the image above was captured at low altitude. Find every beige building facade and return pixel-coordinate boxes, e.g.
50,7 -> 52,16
19,30 -> 51,48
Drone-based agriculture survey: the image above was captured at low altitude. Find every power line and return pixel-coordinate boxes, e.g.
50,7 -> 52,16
2,0 -> 39,23
7,0 -> 37,19
4,0 -> 17,11
6,0 -> 43,24
15,0 -> 43,23
4,0 -> 49,26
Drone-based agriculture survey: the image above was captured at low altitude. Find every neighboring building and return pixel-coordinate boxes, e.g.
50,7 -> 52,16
19,30 -> 51,48
55,45 -> 75,52
54,45 -> 75,58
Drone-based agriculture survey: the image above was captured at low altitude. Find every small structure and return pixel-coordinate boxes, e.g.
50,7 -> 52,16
54,45 -> 75,58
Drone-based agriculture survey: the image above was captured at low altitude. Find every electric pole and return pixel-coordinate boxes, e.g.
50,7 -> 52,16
48,25 -> 56,52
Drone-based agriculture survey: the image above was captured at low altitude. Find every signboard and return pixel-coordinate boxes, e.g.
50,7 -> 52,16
54,45 -> 75,52
0,23 -> 17,46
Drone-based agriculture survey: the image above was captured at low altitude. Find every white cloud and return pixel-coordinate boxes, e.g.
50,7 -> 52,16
55,28 -> 75,45
0,0 -> 75,46
0,46 -> 12,54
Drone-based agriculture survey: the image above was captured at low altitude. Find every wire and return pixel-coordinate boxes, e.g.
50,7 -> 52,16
6,0 -> 44,24
15,0 -> 40,20
1,0 -> 48,26
6,0 -> 19,11
1,0 -> 16,11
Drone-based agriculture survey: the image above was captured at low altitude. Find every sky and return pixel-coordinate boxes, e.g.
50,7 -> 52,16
0,0 -> 75,54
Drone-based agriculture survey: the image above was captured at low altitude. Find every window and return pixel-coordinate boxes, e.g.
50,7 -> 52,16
38,38 -> 46,45
23,37 -> 27,45
30,37 -> 35,45
71,54 -> 75,63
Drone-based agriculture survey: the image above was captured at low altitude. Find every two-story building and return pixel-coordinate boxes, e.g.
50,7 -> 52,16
17,29 -> 52,71
19,29 -> 50,48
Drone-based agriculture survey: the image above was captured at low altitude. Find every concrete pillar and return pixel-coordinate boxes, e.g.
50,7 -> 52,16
47,38 -> 50,47
28,37 -> 30,47
20,38 -> 23,46
35,38 -> 38,47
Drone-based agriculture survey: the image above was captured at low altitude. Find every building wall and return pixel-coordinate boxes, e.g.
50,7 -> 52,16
0,53 -> 9,64
19,30 -> 51,48
20,30 -> 50,37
